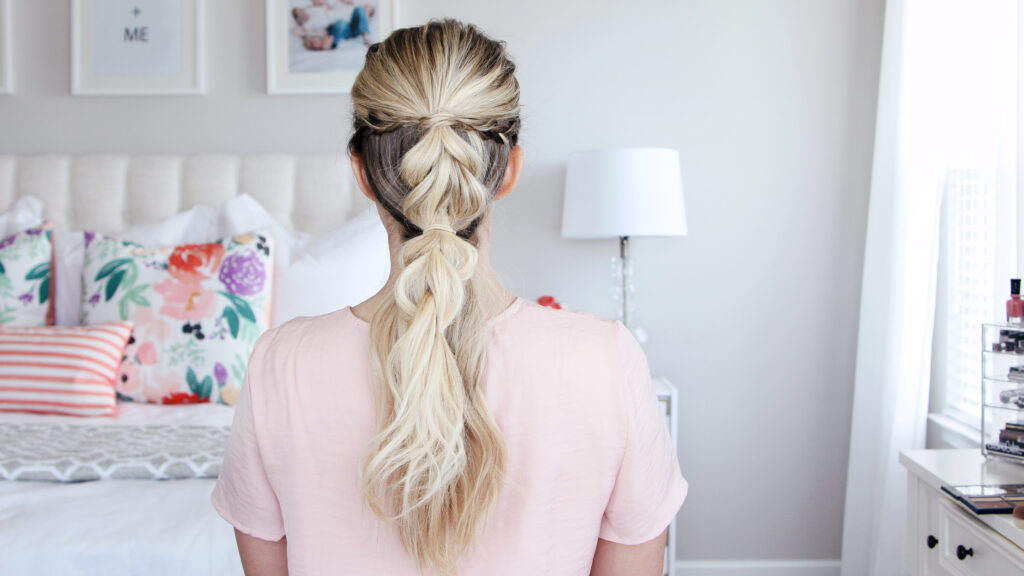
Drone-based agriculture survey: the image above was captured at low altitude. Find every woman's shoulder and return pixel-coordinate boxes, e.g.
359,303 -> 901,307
508,300 -> 649,423
510,298 -> 640,359
248,307 -> 363,371
514,297 -> 625,332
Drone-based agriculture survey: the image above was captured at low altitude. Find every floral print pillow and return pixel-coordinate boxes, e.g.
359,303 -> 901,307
0,224 -> 54,326
81,231 -> 274,406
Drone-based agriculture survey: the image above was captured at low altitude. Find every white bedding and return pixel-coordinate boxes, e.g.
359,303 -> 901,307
0,478 -> 241,576
0,403 -> 242,576
0,401 -> 235,428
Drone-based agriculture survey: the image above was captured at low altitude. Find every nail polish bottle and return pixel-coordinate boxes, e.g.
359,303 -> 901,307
1008,279 -> 1024,324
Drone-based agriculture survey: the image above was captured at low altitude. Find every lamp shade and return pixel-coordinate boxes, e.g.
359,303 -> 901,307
561,148 -> 687,239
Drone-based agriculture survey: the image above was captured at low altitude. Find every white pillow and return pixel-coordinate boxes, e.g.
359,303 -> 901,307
273,207 -> 390,325
0,196 -> 45,235
215,194 -> 308,269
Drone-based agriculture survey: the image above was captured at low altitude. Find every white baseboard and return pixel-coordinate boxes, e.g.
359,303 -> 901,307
674,559 -> 841,576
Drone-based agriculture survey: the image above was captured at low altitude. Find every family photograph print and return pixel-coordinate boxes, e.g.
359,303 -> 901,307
268,0 -> 390,93
289,0 -> 380,74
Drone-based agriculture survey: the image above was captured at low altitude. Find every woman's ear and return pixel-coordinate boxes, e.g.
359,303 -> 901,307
495,146 -> 524,201
350,153 -> 377,203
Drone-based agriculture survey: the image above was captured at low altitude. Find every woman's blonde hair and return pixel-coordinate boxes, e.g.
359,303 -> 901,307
347,20 -> 521,574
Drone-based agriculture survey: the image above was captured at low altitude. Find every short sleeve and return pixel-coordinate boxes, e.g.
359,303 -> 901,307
599,323 -> 688,545
211,336 -> 285,541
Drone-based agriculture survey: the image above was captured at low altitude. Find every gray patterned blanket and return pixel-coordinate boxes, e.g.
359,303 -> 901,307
0,423 -> 230,482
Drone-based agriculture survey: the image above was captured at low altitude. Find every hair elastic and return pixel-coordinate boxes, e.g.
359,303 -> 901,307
418,114 -> 456,131
423,223 -> 456,235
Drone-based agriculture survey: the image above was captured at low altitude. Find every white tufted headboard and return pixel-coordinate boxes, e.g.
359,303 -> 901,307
0,155 -> 372,236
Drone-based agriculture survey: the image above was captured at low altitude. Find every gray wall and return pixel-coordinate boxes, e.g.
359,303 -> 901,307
0,0 -> 884,566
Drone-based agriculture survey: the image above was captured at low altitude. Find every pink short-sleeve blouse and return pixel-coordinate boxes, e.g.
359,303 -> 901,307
211,296 -> 687,575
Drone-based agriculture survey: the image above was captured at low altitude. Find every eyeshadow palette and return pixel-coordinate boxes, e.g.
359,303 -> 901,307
942,484 -> 1024,515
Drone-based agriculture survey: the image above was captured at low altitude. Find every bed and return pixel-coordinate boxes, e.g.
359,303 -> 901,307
0,154 -> 375,576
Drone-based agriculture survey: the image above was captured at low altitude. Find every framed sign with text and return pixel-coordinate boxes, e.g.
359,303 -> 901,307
71,0 -> 204,95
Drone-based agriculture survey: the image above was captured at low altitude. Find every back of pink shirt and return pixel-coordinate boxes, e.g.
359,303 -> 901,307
212,296 -> 686,575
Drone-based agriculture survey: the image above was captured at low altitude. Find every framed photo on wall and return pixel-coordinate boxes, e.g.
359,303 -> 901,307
0,0 -> 11,94
267,0 -> 394,94
71,0 -> 204,95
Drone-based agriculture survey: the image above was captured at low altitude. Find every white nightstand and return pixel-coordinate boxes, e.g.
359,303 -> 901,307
653,377 -> 679,576
900,449 -> 1024,575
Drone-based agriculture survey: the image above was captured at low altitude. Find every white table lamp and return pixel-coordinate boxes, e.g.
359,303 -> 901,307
562,147 -> 688,328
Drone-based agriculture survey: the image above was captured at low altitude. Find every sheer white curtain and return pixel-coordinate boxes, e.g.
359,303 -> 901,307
840,1 -> 1017,574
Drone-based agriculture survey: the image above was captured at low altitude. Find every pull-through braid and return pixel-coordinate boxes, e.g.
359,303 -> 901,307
348,19 -> 521,575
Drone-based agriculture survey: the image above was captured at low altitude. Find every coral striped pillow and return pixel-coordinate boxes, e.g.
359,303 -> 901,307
0,323 -> 133,417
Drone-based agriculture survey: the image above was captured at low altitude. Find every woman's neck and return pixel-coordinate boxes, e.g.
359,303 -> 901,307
351,265 -> 514,325
350,208 -> 515,324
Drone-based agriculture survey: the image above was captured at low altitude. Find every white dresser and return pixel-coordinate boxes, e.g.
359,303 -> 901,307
900,450 -> 1024,576
653,377 -> 679,576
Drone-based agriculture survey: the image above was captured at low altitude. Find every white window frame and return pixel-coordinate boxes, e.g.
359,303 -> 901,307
927,2 -> 1022,449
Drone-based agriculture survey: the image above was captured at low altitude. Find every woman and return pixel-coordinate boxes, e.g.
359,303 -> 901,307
211,20 -> 686,576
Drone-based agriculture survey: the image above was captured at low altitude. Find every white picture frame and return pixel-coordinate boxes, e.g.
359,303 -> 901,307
266,0 -> 395,95
0,0 -> 11,95
71,0 -> 205,96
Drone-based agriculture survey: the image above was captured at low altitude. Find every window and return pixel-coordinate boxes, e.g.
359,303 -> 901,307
930,1 -> 1019,441
942,169 -> 996,429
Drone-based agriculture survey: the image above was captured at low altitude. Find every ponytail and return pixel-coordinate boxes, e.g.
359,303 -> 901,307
348,20 -> 521,574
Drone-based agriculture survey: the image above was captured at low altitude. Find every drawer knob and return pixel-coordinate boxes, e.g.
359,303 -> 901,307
956,545 -> 974,560
926,535 -> 938,549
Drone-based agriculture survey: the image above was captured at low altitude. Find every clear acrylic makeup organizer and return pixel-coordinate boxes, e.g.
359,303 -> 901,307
981,324 -> 1024,464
